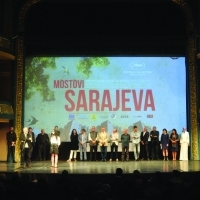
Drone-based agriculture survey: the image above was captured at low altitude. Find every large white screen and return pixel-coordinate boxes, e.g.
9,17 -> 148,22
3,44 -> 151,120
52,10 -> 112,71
24,57 -> 187,142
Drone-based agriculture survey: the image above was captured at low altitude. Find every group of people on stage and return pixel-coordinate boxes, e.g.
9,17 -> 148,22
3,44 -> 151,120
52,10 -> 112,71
6,125 -> 190,168
66,125 -> 190,163
6,126 -> 59,168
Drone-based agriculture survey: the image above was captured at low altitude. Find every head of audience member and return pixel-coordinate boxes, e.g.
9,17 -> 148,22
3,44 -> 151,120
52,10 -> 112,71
162,128 -> 167,134
54,126 -> 58,131
133,125 -> 138,132
133,170 -> 143,185
61,170 -> 69,179
41,129 -> 45,135
133,170 -> 141,179
153,126 -> 157,131
0,173 -> 6,181
9,127 -> 14,132
116,168 -> 123,176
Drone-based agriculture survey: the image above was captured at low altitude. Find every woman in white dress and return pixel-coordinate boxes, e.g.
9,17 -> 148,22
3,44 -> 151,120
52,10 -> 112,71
179,128 -> 189,161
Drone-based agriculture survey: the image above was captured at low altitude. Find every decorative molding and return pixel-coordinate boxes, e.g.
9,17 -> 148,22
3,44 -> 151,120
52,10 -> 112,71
0,103 -> 13,115
15,0 -> 41,162
173,0 -> 198,160
18,0 -> 41,32
0,36 -> 11,50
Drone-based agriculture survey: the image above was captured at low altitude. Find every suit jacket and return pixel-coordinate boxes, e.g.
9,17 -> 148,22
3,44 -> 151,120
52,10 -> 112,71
150,131 -> 159,144
20,133 -> 32,150
7,131 -> 17,145
110,132 -> 119,146
98,132 -> 109,146
36,133 -> 49,145
29,132 -> 36,146
140,131 -> 149,144
78,133 -> 88,147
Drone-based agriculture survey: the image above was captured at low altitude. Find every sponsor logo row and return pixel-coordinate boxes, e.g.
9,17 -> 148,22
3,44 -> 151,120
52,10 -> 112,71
69,114 -> 153,120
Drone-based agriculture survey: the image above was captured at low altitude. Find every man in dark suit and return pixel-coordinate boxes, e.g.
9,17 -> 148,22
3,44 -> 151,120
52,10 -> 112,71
6,127 -> 17,163
36,129 -> 49,161
28,127 -> 35,161
20,127 -> 33,168
150,126 -> 159,160
140,126 -> 149,160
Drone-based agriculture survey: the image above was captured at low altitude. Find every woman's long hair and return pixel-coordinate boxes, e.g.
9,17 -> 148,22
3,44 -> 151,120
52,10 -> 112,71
51,130 -> 58,139
171,129 -> 178,139
70,129 -> 77,136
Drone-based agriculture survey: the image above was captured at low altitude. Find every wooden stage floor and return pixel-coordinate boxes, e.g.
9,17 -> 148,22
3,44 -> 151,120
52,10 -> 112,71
1,160 -> 200,174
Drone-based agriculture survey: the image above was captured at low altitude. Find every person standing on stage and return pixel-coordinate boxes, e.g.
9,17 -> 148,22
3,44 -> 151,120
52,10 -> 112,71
121,128 -> 130,161
67,129 -> 79,162
140,126 -> 150,160
131,125 -> 141,161
88,126 -> 98,161
20,127 -> 32,168
160,128 -> 169,161
170,129 -> 179,160
98,127 -> 109,161
28,127 -> 35,161
54,126 -> 60,136
6,126 -> 17,163
109,128 -> 119,162
150,126 -> 159,160
78,128 -> 87,161
50,130 -> 60,168
179,128 -> 189,161
36,129 -> 49,161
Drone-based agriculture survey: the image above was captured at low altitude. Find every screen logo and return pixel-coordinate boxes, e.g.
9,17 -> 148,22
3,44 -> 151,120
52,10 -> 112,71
69,114 -> 75,120
130,62 -> 145,70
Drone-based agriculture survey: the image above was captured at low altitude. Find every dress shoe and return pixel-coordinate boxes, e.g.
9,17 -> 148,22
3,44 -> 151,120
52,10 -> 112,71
13,161 -> 17,163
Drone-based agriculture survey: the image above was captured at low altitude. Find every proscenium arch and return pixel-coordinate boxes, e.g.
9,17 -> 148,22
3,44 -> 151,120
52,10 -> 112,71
14,0 -> 198,161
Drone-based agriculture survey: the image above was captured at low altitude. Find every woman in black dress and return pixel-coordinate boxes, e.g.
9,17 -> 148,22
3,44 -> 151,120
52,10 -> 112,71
160,129 -> 169,161
170,129 -> 179,160
67,129 -> 79,162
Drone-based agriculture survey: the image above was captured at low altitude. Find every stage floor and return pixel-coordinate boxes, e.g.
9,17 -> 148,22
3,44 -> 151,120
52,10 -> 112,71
1,160 -> 200,174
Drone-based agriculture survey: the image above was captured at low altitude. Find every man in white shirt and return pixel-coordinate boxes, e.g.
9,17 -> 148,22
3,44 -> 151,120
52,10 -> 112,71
97,127 -> 109,161
109,128 -> 119,161
131,126 -> 141,161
